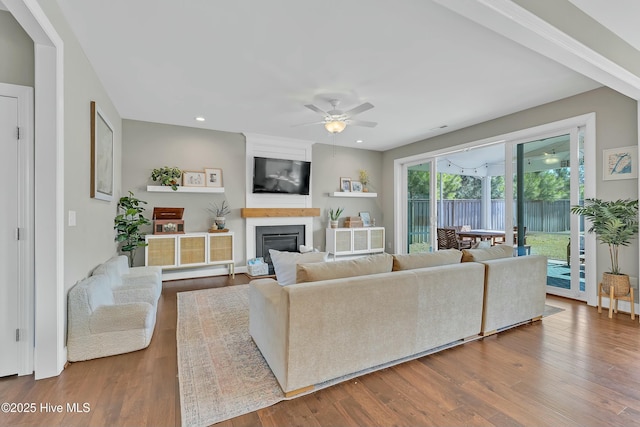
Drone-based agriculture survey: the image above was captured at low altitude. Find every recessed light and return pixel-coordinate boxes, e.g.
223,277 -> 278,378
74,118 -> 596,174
195,116 -> 205,122
356,139 -> 364,144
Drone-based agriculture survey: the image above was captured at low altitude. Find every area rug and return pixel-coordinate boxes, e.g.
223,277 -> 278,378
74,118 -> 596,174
177,285 -> 283,427
544,304 -> 565,317
177,285 -> 558,426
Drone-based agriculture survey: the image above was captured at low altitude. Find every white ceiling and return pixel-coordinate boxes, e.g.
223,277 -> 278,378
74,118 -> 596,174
52,0 -> 635,151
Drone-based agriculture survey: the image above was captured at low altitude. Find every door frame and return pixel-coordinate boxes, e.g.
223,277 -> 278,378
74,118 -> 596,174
5,0 -> 66,378
0,83 -> 34,375
394,113 -> 598,305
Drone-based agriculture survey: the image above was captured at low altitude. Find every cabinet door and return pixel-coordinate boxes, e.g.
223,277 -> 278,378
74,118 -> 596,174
209,234 -> 233,263
179,235 -> 207,266
353,229 -> 369,252
146,236 -> 177,267
370,228 -> 385,251
334,229 -> 352,253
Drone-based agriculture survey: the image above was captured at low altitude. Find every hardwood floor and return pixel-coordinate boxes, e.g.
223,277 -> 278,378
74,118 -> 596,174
1,275 -> 639,427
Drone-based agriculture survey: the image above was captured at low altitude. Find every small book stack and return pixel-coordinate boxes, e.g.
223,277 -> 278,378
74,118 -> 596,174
344,216 -> 364,228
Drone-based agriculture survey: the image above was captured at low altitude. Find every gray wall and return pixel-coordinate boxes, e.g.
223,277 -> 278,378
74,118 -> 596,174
2,4 -> 122,290
311,143 -> 384,250
122,121 -> 385,265
122,120 -> 246,266
0,10 -> 34,87
382,87 -> 638,283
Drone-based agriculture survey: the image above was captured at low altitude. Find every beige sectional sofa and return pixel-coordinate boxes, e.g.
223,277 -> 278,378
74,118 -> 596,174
249,247 -> 547,395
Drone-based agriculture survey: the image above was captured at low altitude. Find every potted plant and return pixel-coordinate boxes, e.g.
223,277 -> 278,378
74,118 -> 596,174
358,169 -> 370,192
328,207 -> 344,229
114,191 -> 151,267
570,198 -> 639,296
208,199 -> 231,230
151,166 -> 182,190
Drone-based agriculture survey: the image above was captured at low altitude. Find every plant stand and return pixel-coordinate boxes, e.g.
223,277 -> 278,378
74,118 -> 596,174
598,283 -> 635,319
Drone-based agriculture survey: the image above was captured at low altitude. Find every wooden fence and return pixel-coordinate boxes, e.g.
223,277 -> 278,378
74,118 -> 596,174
408,199 -> 571,243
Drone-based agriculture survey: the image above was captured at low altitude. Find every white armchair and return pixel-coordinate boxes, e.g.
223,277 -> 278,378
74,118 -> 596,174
67,274 -> 156,362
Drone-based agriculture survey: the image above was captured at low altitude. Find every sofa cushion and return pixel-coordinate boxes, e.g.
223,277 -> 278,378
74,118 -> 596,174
269,249 -> 327,286
85,274 -> 115,311
296,253 -> 393,283
392,249 -> 462,271
461,244 -> 513,262
92,259 -> 122,287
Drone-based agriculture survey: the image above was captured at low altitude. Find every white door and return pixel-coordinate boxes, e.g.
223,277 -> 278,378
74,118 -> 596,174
0,94 -> 19,377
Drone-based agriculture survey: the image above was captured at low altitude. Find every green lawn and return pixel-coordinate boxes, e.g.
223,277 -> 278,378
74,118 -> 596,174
526,232 -> 570,262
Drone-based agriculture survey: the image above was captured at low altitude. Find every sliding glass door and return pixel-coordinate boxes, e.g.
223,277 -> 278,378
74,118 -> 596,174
395,114 -> 595,304
509,129 -> 585,300
406,162 -> 435,253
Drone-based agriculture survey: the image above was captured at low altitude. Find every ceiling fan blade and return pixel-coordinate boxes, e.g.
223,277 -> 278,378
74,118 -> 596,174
346,119 -> 377,128
304,104 -> 329,117
292,120 -> 326,128
344,102 -> 374,117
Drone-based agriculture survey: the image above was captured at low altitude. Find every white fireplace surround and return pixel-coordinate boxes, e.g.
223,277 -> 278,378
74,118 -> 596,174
244,134 -> 316,261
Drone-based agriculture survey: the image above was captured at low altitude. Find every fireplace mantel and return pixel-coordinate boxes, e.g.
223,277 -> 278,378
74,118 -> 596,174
241,208 -> 320,218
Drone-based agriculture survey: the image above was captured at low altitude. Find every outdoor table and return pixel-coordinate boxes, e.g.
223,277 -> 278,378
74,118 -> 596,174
457,229 -> 506,245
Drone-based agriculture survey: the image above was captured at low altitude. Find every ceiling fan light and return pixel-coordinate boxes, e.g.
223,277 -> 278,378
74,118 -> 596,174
325,120 -> 347,133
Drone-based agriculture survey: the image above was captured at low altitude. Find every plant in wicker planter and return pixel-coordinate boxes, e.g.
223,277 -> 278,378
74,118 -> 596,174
570,198 -> 639,296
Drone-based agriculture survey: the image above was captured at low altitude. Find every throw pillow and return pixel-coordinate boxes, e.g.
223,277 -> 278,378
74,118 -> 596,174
392,249 -> 462,271
472,241 -> 492,249
296,253 -> 393,283
461,244 -> 513,262
269,249 -> 327,286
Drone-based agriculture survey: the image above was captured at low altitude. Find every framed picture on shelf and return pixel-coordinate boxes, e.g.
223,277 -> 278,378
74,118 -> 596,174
603,146 -> 638,180
359,211 -> 371,227
90,101 -> 114,201
205,168 -> 223,187
340,177 -> 351,192
351,181 -> 363,192
182,171 -> 206,187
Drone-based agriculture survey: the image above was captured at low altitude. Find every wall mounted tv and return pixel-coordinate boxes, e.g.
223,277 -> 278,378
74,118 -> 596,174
252,157 -> 311,195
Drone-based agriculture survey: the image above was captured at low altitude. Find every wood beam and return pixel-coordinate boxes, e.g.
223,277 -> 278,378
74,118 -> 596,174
240,208 -> 320,218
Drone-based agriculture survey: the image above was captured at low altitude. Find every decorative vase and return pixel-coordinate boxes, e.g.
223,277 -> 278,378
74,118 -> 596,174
330,220 -> 338,229
215,216 -> 226,230
601,272 -> 630,297
363,187 -> 369,193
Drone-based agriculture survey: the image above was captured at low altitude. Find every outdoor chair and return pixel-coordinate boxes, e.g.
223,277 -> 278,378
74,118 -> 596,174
437,228 -> 473,250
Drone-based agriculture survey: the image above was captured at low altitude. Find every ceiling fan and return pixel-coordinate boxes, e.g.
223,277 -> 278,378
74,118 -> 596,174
295,99 -> 377,133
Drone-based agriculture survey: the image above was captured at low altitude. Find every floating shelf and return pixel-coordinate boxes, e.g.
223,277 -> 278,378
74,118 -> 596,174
329,192 -> 377,198
146,185 -> 225,193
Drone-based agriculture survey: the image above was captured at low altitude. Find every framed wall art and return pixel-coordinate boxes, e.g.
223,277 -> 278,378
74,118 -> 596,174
90,101 -> 114,201
359,211 -> 371,227
182,171 -> 206,187
603,146 -> 638,180
340,177 -> 351,192
205,168 -> 223,187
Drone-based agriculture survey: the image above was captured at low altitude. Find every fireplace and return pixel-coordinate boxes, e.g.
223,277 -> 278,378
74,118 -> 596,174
256,225 -> 305,275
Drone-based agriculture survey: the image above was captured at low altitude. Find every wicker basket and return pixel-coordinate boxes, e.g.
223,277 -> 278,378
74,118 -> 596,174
601,273 -> 631,297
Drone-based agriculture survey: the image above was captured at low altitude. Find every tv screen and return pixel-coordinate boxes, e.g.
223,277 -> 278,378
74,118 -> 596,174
253,157 -> 311,195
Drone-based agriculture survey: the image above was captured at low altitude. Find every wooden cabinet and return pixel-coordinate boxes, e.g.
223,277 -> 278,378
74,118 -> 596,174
145,232 -> 234,276
326,227 -> 385,259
